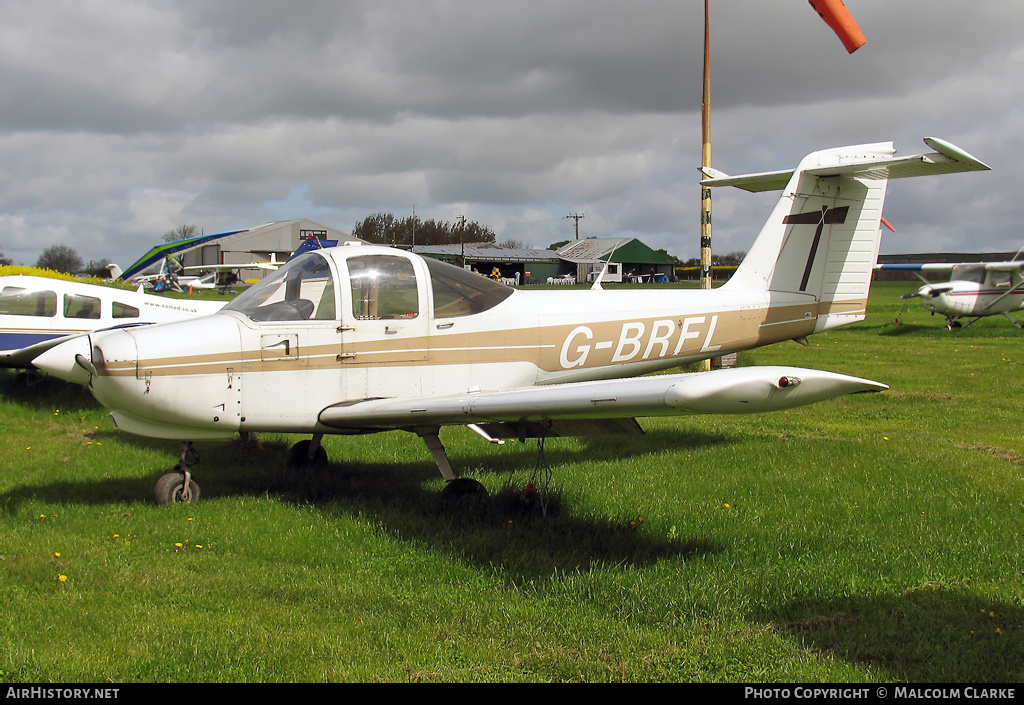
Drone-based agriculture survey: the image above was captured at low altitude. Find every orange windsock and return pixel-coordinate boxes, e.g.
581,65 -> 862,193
808,0 -> 866,54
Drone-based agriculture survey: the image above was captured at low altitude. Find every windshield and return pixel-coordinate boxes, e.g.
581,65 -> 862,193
224,253 -> 336,322
951,264 -> 985,284
423,257 -> 514,317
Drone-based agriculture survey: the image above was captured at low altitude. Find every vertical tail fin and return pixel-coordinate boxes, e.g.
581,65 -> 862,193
702,138 -> 989,331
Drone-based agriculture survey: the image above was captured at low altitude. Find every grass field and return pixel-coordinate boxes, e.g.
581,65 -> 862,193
1,282 -> 1022,682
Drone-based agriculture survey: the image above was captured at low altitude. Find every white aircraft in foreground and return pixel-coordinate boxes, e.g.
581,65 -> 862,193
876,261 -> 1024,329
35,138 -> 989,504
0,275 -> 226,369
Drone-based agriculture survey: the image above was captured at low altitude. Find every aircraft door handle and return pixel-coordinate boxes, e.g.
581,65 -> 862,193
266,339 -> 291,355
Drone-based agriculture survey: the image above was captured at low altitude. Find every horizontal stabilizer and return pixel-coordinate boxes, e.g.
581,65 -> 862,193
318,366 -> 887,431
701,137 -> 990,193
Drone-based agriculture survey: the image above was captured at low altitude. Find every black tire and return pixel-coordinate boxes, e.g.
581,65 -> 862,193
154,471 -> 201,505
287,439 -> 328,470
441,477 -> 489,500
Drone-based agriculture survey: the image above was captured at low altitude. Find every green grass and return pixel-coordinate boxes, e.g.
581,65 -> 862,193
1,282 -> 1022,682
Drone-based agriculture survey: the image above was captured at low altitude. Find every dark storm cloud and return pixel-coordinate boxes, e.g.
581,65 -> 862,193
0,1 -> 1020,265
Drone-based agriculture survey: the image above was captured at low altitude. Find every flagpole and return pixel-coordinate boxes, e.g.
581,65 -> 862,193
700,0 -> 713,371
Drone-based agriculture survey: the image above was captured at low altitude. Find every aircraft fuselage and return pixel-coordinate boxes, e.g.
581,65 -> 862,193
60,245 -> 856,440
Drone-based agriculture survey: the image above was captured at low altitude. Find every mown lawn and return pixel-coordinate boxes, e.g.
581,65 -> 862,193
0,282 -> 1021,682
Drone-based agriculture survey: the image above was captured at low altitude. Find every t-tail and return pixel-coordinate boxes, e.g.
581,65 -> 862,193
702,137 -> 990,332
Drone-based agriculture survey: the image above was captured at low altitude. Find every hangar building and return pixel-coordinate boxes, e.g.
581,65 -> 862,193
556,238 -> 676,283
410,244 -> 564,285
177,219 -> 358,281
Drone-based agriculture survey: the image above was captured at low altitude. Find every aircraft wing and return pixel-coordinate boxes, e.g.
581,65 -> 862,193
876,262 -> 1024,272
184,260 -> 279,272
318,366 -> 886,434
702,137 -> 990,193
876,263 -> 958,272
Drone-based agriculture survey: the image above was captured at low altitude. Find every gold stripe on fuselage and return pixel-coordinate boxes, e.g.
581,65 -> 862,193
98,299 -> 862,379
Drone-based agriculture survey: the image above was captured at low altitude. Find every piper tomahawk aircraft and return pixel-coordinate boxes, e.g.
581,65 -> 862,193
35,137 -> 989,504
876,261 -> 1024,329
1,275 -> 226,369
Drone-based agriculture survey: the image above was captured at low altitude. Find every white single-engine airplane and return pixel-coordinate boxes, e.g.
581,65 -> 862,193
183,254 -> 283,291
35,138 -> 989,504
876,261 -> 1024,329
0,275 -> 226,369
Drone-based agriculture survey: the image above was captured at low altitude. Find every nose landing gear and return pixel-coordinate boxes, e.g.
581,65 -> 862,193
154,442 -> 202,505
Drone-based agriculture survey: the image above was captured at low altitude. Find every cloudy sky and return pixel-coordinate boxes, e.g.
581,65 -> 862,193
1,0 -> 1021,267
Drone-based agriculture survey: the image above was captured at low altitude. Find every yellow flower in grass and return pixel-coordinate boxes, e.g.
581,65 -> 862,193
58,575 -> 67,583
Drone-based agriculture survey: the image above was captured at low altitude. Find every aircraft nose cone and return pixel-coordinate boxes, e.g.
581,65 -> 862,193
33,335 -> 94,386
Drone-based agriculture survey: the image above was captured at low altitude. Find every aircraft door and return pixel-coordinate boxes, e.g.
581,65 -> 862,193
335,252 -> 431,400
224,253 -> 345,429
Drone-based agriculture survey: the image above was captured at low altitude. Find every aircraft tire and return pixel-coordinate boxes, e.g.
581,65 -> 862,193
441,477 -> 489,500
154,471 -> 201,505
287,440 -> 328,470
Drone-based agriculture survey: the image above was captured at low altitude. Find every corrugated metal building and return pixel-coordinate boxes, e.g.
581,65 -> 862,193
178,219 -> 359,282
556,238 -> 676,283
411,244 -> 564,285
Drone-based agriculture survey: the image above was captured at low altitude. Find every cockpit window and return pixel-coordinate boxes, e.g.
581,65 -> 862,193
347,255 -> 419,320
224,253 -> 337,322
423,257 -> 514,317
0,287 -> 57,317
952,264 -> 986,284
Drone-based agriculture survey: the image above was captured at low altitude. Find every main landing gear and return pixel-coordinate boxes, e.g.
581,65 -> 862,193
416,426 -> 489,500
154,442 -> 202,505
151,429 -> 490,505
286,434 -> 328,470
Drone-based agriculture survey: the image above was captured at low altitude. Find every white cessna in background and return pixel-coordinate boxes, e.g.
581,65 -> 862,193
0,275 -> 226,370
35,138 -> 989,504
877,260 -> 1024,329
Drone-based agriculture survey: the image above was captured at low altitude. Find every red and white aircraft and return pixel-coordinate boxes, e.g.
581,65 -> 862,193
878,260 -> 1024,329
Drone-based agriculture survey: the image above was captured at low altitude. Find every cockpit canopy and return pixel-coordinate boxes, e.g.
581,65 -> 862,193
223,250 -> 513,323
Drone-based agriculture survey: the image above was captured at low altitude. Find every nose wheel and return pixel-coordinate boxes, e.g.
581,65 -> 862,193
154,442 -> 202,505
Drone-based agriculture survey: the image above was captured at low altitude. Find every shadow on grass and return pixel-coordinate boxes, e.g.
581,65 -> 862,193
0,371 -> 105,411
873,322 -> 941,337
756,587 -> 1024,682
0,430 -> 723,582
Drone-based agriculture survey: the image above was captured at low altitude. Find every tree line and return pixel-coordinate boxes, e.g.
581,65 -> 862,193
5,218 -> 737,278
351,212 -> 497,246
